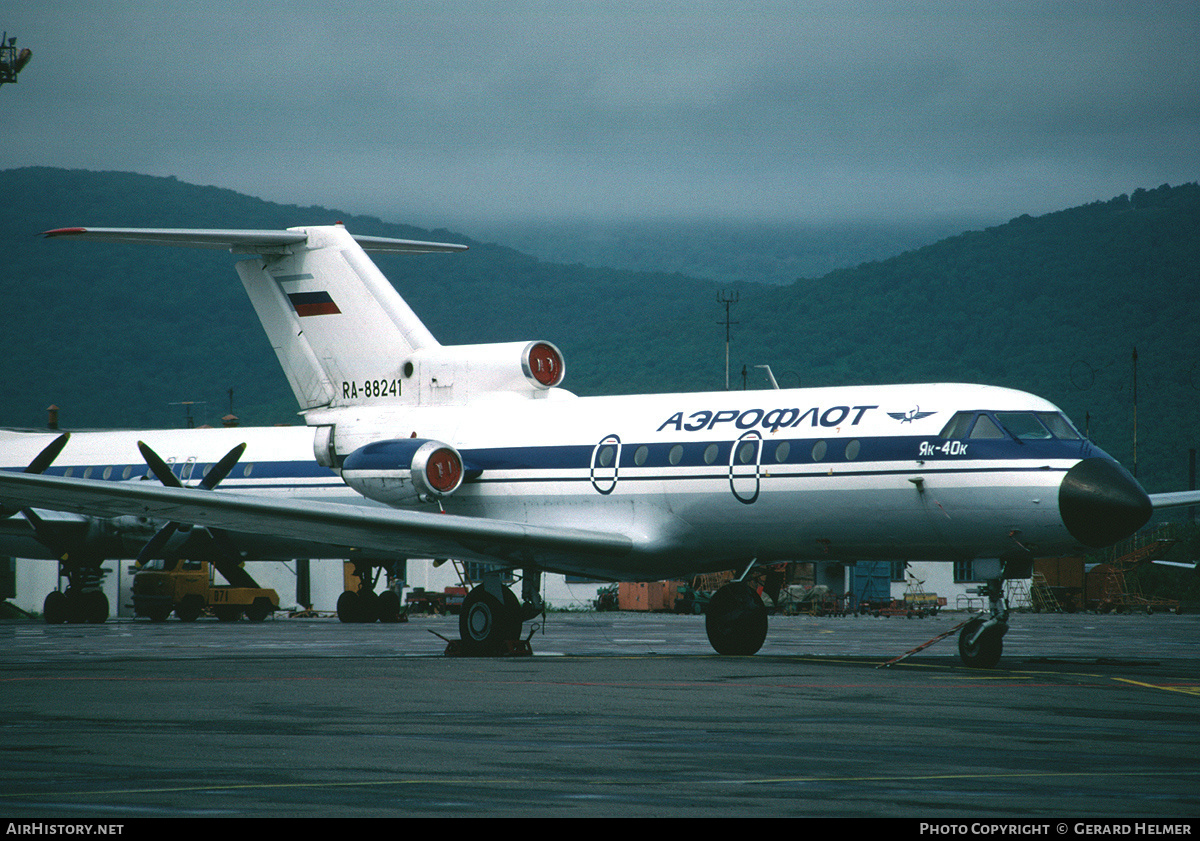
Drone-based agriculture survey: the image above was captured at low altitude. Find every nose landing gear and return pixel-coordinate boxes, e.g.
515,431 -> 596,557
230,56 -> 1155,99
957,576 -> 1011,669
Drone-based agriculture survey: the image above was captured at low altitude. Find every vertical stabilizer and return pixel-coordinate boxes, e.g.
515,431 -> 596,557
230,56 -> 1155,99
236,225 -> 447,410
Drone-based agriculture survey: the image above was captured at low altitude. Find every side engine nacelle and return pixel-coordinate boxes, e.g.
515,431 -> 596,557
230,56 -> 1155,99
340,438 -> 466,507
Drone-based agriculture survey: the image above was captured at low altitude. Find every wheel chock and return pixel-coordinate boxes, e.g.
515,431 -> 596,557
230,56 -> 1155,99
428,630 -> 533,657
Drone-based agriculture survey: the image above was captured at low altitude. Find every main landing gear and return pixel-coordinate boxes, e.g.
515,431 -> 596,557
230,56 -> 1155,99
336,560 -> 405,623
42,559 -> 110,624
458,569 -> 543,655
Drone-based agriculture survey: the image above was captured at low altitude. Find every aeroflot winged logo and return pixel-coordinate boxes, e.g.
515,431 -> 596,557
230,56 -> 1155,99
287,290 -> 342,317
888,407 -> 937,424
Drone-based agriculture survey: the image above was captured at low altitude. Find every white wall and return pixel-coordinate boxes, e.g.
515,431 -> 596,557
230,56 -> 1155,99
11,556 -> 606,618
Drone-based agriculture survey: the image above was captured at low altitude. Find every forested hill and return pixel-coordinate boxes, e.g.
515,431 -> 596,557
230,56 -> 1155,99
747,182 -> 1200,493
1,168 -> 1198,493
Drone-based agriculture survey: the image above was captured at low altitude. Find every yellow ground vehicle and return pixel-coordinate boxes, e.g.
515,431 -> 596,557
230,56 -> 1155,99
132,559 -> 279,622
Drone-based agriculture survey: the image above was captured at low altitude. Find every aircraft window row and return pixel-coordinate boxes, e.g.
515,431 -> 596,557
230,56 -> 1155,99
60,462 -> 258,480
938,411 -> 1082,441
600,439 -> 862,468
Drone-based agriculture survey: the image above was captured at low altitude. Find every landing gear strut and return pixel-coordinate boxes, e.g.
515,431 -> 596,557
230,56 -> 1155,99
957,576 -> 1010,669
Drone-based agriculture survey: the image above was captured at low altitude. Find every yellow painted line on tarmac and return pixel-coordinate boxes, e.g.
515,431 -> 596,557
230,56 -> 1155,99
1113,677 -> 1200,697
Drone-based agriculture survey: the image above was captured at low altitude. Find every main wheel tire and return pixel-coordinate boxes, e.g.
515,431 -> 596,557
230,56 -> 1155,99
43,590 -> 68,625
336,590 -> 359,623
705,581 -> 768,656
377,590 -> 402,623
958,618 -> 1004,669
460,586 -> 521,655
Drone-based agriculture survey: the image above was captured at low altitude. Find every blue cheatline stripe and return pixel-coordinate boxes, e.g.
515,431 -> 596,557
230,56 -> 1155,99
449,435 -> 1090,473
8,435 -> 1087,489
467,464 -> 1069,486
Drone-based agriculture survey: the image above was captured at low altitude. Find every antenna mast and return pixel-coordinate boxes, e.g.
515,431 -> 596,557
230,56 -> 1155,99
717,290 -> 739,390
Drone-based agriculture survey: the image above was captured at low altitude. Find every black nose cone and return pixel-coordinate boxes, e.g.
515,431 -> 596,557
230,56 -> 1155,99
1059,457 -> 1152,548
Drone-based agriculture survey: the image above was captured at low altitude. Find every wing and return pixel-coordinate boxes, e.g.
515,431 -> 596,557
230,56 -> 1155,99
42,227 -> 468,254
1150,490 -> 1200,510
0,471 -> 631,572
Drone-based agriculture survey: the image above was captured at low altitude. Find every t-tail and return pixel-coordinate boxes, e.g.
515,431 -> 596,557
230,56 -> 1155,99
43,224 -> 568,412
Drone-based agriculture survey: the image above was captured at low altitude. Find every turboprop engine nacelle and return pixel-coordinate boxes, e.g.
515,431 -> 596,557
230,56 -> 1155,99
340,438 -> 466,506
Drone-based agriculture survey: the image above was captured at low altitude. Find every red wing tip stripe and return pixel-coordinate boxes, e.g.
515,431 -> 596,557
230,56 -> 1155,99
287,291 -> 342,317
42,227 -> 88,238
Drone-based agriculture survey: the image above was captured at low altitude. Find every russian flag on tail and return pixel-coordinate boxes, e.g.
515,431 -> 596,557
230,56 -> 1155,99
287,291 -> 341,317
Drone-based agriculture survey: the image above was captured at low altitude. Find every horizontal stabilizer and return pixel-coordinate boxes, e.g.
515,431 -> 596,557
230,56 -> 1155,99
1151,559 -> 1199,571
42,226 -> 468,254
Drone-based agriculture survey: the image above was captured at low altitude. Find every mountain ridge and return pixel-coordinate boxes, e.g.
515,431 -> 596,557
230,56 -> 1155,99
1,167 -> 1197,493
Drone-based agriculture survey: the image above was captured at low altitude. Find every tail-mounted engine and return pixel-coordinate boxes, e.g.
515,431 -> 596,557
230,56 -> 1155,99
402,340 -> 565,405
340,438 -> 467,506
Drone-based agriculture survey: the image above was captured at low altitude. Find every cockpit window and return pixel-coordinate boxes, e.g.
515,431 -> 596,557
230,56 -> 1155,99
938,412 -> 974,440
1035,412 -> 1081,440
941,410 -> 1084,441
968,415 -> 1005,439
995,412 -> 1052,440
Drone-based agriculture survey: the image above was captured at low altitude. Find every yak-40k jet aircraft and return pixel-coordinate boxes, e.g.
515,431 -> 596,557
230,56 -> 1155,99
0,223 -> 1193,667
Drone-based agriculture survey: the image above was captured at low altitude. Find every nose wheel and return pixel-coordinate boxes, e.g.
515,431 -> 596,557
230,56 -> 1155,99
957,577 -> 1009,668
958,616 -> 1006,668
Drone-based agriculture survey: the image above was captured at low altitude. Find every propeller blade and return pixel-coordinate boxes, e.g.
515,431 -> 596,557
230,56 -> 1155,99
1,433 -> 73,518
26,432 -> 71,475
199,443 -> 247,490
137,441 -> 183,488
136,522 -> 181,565
134,441 -> 246,565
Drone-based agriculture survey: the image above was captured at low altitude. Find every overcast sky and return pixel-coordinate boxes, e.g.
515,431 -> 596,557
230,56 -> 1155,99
3,1 -> 1198,228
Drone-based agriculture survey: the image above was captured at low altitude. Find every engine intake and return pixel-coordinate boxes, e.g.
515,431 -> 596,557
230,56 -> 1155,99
341,438 -> 467,506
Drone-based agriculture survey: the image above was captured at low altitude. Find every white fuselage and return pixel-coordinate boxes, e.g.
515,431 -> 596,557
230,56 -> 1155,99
330,381 -> 1097,579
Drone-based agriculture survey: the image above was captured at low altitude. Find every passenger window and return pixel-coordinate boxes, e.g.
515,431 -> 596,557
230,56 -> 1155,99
1036,412 -> 1081,440
811,440 -> 827,461
704,444 -> 719,465
634,446 -> 648,466
995,412 -> 1051,440
737,441 -> 755,464
939,412 -> 975,440
968,415 -> 1005,439
668,444 -> 683,465
774,442 -> 790,463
